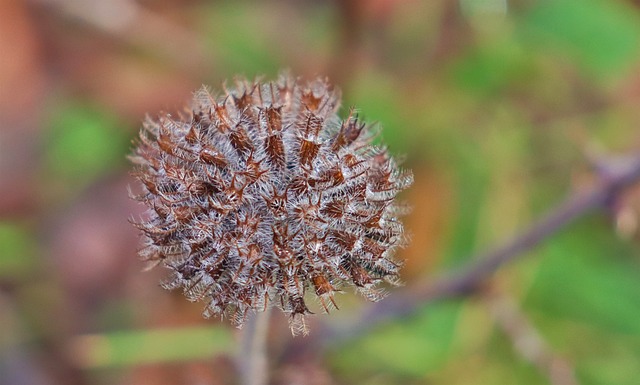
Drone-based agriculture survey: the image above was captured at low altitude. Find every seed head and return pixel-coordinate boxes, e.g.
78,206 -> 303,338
130,73 -> 412,334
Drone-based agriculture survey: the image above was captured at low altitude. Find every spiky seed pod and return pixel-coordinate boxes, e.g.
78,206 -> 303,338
130,73 -> 412,334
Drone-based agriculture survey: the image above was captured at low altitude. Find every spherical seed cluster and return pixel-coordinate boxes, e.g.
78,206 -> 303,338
130,74 -> 412,334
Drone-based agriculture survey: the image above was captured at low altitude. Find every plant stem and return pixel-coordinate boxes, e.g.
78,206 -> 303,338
293,152 -> 640,351
238,308 -> 271,385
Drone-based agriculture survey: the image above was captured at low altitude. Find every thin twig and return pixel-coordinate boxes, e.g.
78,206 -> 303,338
238,309 -> 271,385
484,288 -> 579,385
307,152 -> 640,346
29,0 -> 209,73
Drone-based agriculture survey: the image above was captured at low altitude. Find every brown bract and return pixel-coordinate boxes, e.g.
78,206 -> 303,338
129,73 -> 412,334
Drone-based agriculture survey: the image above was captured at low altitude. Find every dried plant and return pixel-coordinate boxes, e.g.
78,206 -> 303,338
130,73 -> 412,334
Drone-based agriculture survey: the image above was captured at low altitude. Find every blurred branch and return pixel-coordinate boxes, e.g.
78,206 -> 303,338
484,288 -> 579,385
238,309 -> 271,385
355,152 -> 640,326
29,0 -> 209,73
296,152 -> 640,352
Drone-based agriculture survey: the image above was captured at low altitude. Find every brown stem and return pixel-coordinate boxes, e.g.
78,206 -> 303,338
303,152 -> 640,348
484,288 -> 579,385
238,309 -> 271,385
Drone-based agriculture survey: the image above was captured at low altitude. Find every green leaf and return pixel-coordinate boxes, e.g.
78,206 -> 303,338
451,36 -> 533,95
521,0 -> 640,78
332,302 -> 459,380
0,222 -> 36,278
346,71 -> 408,152
74,326 -> 233,368
45,102 -> 128,186
526,217 -> 640,335
443,138 -> 492,265
199,3 -> 282,76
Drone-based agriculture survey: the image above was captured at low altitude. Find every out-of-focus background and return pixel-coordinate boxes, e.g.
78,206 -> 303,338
2,0 -> 640,384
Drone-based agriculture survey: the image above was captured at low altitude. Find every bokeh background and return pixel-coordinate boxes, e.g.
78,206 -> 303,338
2,0 -> 640,384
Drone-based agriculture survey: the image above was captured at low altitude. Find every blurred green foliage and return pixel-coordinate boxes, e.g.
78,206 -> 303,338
527,217 -> 640,383
332,302 -> 459,380
79,327 -> 233,368
522,0 -> 640,78
45,101 -> 129,190
324,1 -> 640,383
0,222 -> 36,279
201,3 -> 282,76
5,0 -> 640,384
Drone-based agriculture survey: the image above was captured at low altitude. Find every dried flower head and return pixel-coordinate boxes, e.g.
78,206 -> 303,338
130,73 -> 412,334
